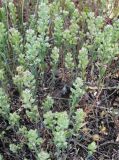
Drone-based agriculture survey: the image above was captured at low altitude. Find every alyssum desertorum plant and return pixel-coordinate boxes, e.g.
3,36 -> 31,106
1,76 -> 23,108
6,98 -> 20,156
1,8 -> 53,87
0,0 -> 119,159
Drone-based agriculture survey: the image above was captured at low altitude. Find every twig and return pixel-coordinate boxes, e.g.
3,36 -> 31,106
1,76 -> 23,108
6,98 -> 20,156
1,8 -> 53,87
98,141 -> 119,147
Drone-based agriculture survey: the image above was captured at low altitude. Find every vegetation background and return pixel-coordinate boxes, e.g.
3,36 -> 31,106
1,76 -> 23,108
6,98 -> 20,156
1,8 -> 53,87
0,0 -> 119,159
